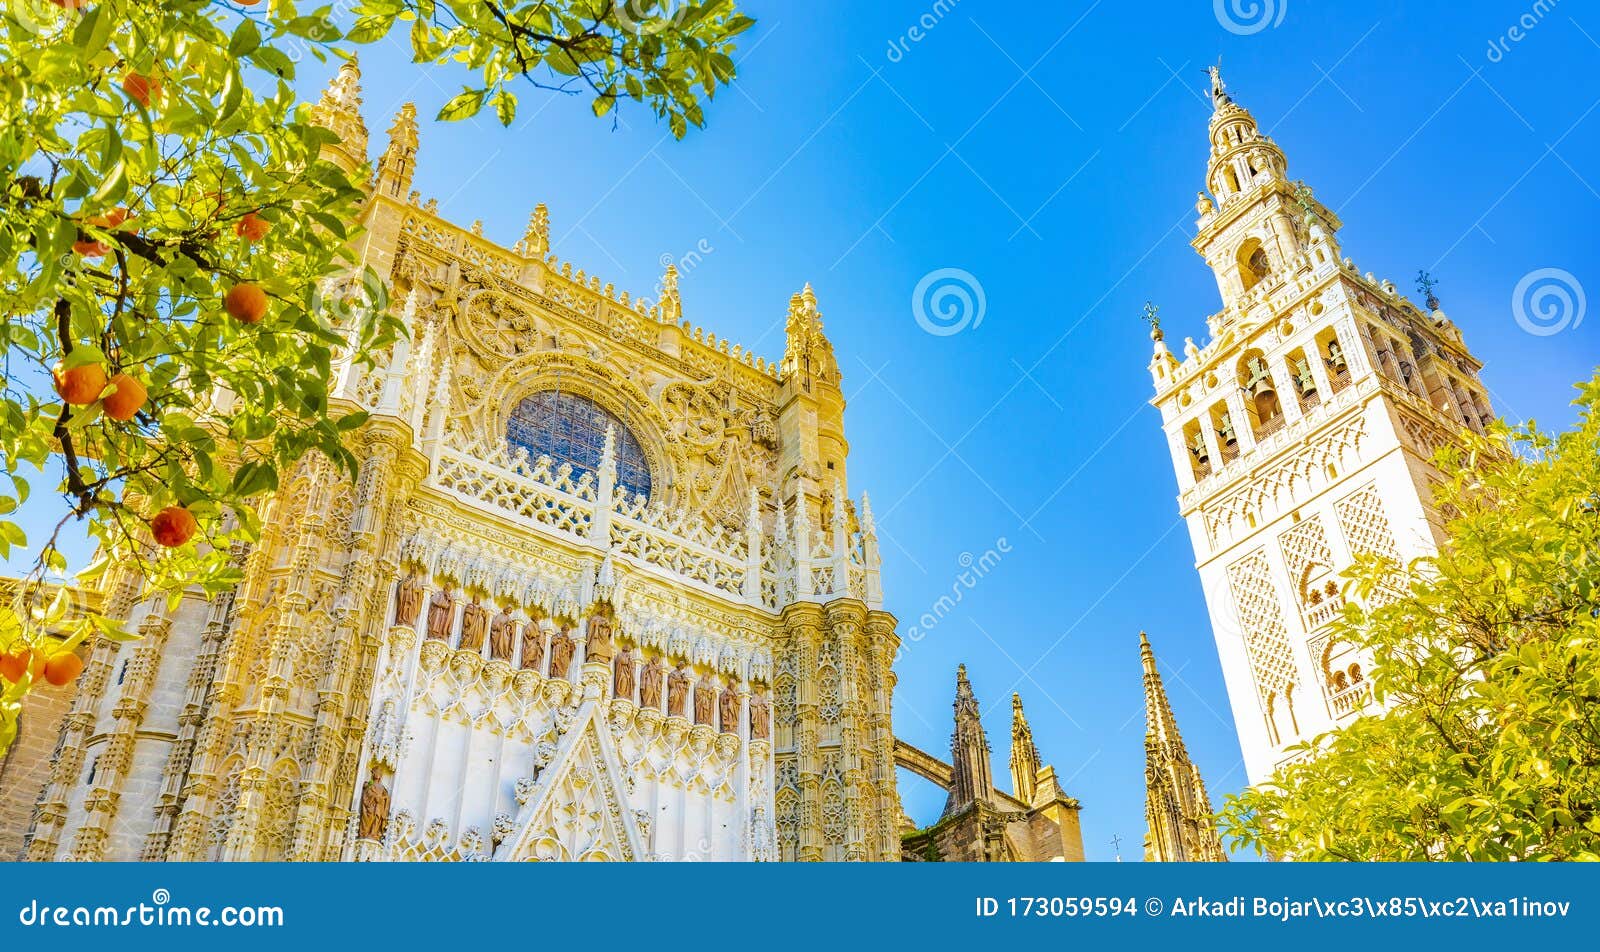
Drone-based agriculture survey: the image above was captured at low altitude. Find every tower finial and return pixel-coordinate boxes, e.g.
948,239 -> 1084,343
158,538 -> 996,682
1141,632 -> 1227,862
374,103 -> 419,198
1009,692 -> 1042,805
1207,61 -> 1230,107
310,55 -> 369,175
944,664 -> 994,816
1142,301 -> 1164,342
523,203 -> 550,258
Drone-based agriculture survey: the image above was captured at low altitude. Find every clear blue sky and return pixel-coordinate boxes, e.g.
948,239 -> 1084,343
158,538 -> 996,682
17,2 -> 1600,860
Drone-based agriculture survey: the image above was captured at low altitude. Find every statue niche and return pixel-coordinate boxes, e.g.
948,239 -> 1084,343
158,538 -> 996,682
394,571 -> 425,626
548,626 -> 575,679
640,657 -> 665,710
667,665 -> 690,718
426,589 -> 455,642
459,598 -> 489,652
489,608 -> 517,662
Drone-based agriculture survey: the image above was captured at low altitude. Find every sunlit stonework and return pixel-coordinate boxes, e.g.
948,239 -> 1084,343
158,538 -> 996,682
12,59 -> 904,863
1149,69 -> 1494,783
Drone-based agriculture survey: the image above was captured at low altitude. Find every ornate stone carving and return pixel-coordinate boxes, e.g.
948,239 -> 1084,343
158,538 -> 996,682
520,622 -> 545,672
459,598 -> 489,652
640,656 -> 665,710
548,627 -> 575,680
694,681 -> 715,727
358,771 -> 391,842
489,608 -> 516,662
719,682 -> 740,734
667,665 -> 690,718
585,604 -> 615,665
613,649 -> 637,700
426,589 -> 454,641
394,571 -> 425,626
749,690 -> 770,740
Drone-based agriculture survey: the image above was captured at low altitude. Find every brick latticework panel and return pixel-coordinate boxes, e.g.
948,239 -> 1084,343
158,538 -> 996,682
1226,549 -> 1299,706
0,680 -> 77,859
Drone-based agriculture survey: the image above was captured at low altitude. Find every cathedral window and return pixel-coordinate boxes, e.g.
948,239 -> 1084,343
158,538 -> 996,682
507,391 -> 653,499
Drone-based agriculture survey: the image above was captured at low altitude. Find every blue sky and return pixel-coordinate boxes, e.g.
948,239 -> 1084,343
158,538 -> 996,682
16,1 -> 1600,860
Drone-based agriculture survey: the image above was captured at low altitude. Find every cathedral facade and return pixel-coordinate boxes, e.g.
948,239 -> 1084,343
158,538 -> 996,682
15,60 -> 903,863
1148,71 -> 1495,782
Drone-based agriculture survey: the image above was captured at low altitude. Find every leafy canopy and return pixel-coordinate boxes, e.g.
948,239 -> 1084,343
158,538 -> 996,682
0,0 -> 750,753
1221,373 -> 1600,861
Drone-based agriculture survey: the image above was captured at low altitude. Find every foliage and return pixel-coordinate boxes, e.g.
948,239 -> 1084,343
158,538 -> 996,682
0,0 -> 749,754
1221,373 -> 1600,860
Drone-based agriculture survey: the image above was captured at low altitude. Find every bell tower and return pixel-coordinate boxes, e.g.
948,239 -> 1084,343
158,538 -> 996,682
1148,68 -> 1496,783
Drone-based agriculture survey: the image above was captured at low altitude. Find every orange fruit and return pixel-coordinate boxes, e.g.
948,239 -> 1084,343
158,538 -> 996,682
224,283 -> 268,324
73,238 -> 110,257
235,212 -> 270,242
103,373 -> 147,421
87,207 -> 132,229
0,649 -> 28,684
53,361 -> 107,406
151,505 -> 198,548
121,72 -> 160,109
43,652 -> 85,687
50,1 -> 95,8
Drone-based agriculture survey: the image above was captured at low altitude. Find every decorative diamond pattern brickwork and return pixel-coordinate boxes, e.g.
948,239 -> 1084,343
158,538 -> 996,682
1335,482 -> 1400,562
1226,549 -> 1299,703
1277,516 -> 1333,596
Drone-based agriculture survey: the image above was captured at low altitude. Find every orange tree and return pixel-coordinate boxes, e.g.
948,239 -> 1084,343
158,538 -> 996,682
1221,373 -> 1600,860
0,0 -> 751,753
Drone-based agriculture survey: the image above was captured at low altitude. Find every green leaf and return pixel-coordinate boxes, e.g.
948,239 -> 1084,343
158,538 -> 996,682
437,87 -> 488,122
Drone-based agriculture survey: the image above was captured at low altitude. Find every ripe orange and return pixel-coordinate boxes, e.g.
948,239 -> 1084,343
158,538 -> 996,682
235,212 -> 270,242
53,361 -> 107,406
0,649 -> 28,683
72,239 -> 110,257
122,72 -> 160,109
43,652 -> 85,687
224,283 -> 268,324
88,207 -> 132,230
151,505 -> 198,548
103,373 -> 147,421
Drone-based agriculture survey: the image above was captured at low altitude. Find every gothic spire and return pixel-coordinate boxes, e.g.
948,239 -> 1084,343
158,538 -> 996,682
522,203 -> 550,258
1142,631 -> 1185,761
1009,692 -> 1041,805
374,102 -> 419,199
943,664 -> 995,816
1141,632 -> 1227,862
310,56 -> 368,175
781,283 -> 837,390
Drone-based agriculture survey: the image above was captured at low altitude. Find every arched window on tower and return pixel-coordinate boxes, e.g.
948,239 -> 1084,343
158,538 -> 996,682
507,391 -> 653,500
1236,238 -> 1271,292
1238,350 -> 1283,439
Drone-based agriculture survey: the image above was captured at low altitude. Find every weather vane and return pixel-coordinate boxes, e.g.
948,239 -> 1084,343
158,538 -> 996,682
1416,270 -> 1441,311
1142,301 -> 1163,341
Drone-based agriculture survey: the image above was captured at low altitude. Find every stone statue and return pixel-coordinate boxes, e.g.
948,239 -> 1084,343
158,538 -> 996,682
694,681 -> 714,727
548,627 -> 574,679
394,571 -> 425,626
458,598 -> 489,652
489,609 -> 516,662
358,770 -> 391,841
426,589 -> 454,641
749,690 -> 770,740
613,649 -> 637,700
667,665 -> 690,717
640,657 -> 665,709
584,607 -> 615,665
719,682 -> 740,733
520,623 -> 545,672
